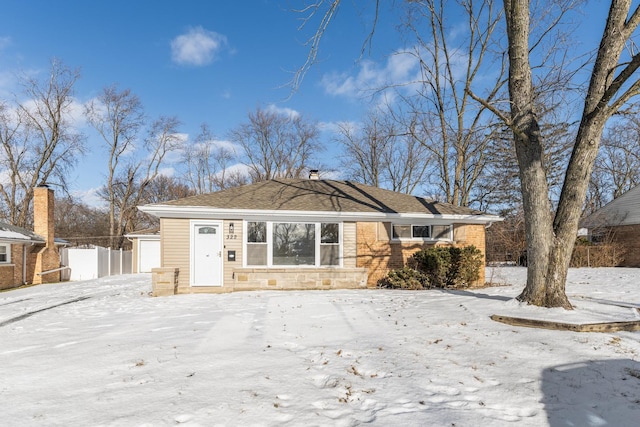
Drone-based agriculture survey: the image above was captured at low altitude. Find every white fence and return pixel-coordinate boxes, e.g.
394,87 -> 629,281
60,246 -> 132,281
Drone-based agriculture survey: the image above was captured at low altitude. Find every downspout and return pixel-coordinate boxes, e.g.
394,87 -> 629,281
22,244 -> 27,285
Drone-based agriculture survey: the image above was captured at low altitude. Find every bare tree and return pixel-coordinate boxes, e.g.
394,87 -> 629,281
0,59 -> 85,227
404,0 -> 506,207
229,106 -> 322,181
85,85 -> 144,248
97,115 -> 182,248
336,113 -> 390,188
337,107 -> 430,193
55,195 -> 110,248
295,0 -> 640,308
489,0 -> 640,307
587,116 -> 640,211
126,175 -> 194,233
182,123 -> 244,193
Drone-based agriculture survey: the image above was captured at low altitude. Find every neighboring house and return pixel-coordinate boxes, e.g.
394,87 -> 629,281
0,186 -> 63,290
125,228 -> 161,273
582,185 -> 640,267
139,176 -> 502,295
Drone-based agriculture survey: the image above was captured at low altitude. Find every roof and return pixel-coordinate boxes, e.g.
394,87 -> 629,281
125,227 -> 160,239
0,221 -> 45,244
140,179 -> 501,223
582,184 -> 640,228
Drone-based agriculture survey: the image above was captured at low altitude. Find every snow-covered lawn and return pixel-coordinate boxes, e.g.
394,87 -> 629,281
1,267 -> 639,426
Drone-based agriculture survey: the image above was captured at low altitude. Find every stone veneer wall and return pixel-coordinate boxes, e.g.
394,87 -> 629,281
230,268 -> 368,291
355,222 -> 487,288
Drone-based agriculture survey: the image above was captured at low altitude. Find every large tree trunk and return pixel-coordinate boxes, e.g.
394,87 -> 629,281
508,0 -> 639,308
503,0 -> 571,307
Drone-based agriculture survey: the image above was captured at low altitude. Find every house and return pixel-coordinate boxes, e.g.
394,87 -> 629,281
125,228 -> 161,273
582,184 -> 640,267
138,177 -> 502,296
0,186 -> 63,290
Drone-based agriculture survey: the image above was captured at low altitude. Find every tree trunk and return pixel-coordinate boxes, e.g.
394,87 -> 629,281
504,0 -> 572,308
510,0 -> 636,308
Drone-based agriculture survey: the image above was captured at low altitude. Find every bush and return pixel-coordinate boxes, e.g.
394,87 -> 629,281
453,246 -> 483,287
410,246 -> 482,288
410,246 -> 453,287
377,266 -> 430,290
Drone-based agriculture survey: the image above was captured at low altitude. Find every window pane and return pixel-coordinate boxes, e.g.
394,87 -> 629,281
321,223 -> 339,243
412,225 -> 431,238
273,223 -> 315,265
247,222 -> 267,243
392,225 -> 411,239
433,225 -> 452,240
246,243 -> 267,266
198,226 -> 217,234
320,245 -> 339,266
0,246 -> 6,263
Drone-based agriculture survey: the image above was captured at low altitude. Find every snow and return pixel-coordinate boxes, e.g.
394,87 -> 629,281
1,267 -> 639,427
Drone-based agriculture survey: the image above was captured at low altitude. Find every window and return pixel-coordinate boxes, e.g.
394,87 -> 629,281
273,223 -> 315,265
392,224 -> 452,241
0,244 -> 10,263
321,223 -> 340,266
244,221 -> 341,267
246,222 -> 267,266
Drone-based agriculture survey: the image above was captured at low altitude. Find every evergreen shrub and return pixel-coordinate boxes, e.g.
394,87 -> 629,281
378,245 -> 483,290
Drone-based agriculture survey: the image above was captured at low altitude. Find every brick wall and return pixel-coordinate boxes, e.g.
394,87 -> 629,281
356,222 -> 487,287
0,243 -> 29,290
0,265 -> 16,290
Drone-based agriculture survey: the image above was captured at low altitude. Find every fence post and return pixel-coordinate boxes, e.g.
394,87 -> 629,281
120,248 -> 123,275
95,246 -> 99,278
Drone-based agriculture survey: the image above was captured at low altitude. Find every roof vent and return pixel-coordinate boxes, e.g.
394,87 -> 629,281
309,170 -> 319,180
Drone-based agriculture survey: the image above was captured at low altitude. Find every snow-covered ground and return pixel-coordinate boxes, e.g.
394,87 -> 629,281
1,267 -> 639,427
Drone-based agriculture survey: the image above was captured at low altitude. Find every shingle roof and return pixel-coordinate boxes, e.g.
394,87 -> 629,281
0,221 -> 45,243
157,179 -> 489,216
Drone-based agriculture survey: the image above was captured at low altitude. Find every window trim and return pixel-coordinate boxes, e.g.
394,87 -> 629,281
391,223 -> 453,242
0,243 -> 11,264
243,221 -> 343,268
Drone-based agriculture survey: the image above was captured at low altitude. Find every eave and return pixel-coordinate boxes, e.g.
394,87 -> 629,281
138,204 -> 503,225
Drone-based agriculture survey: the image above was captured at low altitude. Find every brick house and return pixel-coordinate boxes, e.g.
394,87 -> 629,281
139,177 -> 502,295
582,184 -> 640,267
0,186 -> 62,290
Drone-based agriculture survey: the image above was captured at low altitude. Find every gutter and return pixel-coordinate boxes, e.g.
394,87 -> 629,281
138,205 -> 504,224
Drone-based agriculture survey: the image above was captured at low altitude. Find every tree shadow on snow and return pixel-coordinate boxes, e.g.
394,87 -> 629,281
438,288 -> 513,302
541,359 -> 640,427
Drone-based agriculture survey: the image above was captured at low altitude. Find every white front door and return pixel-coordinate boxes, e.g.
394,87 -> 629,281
191,222 -> 223,286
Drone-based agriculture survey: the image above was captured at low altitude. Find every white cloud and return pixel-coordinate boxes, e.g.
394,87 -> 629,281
318,120 -> 358,135
320,48 -> 423,100
171,27 -> 228,66
266,104 -> 301,119
72,187 -> 105,209
157,167 -> 175,178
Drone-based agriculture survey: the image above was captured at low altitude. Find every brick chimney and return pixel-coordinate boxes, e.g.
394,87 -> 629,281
34,185 -> 55,248
33,185 -> 60,284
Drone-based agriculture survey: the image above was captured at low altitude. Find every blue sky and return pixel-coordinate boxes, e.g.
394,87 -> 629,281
0,1 -> 611,207
0,0 -> 405,205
